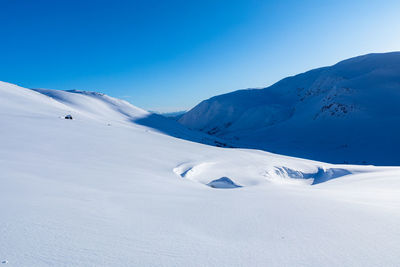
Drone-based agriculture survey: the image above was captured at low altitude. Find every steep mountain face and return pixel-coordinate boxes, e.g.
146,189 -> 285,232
179,52 -> 400,165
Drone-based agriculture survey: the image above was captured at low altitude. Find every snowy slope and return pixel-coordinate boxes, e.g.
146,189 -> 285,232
1,81 -> 400,266
30,87 -> 229,148
179,52 -> 400,165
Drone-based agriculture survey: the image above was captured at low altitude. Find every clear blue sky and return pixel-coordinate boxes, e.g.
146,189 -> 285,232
1,0 -> 399,112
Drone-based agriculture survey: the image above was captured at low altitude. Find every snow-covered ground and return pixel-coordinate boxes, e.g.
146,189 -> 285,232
179,52 -> 400,165
1,81 -> 399,266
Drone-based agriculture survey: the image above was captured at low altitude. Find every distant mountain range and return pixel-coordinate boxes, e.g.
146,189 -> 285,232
179,52 -> 400,165
159,110 -> 186,118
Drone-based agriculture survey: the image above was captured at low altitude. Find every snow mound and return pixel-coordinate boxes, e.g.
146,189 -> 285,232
207,177 -> 242,189
271,166 -> 352,185
173,153 -> 362,188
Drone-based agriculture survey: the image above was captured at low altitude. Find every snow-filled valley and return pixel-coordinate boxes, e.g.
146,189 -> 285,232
1,81 -> 400,266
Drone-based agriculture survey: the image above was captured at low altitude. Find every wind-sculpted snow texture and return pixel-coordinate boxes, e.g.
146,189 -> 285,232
179,52 -> 400,165
1,81 -> 400,266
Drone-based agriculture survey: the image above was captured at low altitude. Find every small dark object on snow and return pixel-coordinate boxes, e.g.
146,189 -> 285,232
65,114 -> 73,120
207,177 -> 242,189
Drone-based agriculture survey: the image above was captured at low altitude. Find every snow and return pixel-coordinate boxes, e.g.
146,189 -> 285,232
207,177 -> 242,188
1,81 -> 400,266
179,52 -> 400,165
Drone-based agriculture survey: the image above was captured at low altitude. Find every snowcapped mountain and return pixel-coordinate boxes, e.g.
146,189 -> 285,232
179,52 -> 400,165
1,81 -> 400,266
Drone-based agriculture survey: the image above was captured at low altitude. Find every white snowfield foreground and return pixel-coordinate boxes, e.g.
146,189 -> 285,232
0,81 -> 399,266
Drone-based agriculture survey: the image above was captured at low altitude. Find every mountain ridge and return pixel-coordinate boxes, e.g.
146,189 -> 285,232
179,52 -> 400,165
